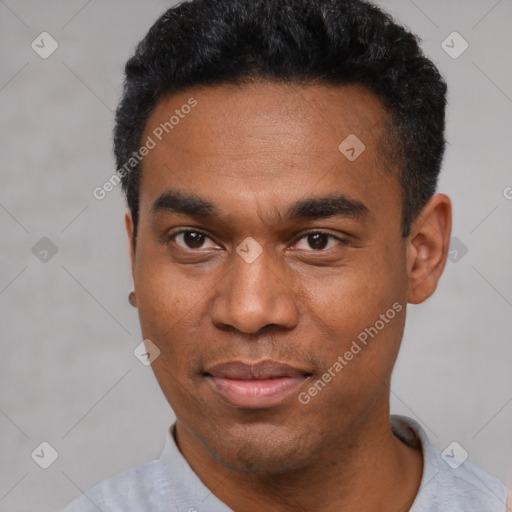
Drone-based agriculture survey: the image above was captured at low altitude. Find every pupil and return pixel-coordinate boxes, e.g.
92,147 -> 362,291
184,231 -> 204,248
308,233 -> 328,250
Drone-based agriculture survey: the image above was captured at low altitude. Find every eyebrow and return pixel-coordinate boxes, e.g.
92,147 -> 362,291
151,189 -> 370,224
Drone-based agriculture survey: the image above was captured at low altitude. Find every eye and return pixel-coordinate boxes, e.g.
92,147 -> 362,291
293,231 -> 347,251
169,229 -> 219,250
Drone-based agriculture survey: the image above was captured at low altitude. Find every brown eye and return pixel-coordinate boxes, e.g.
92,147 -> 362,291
170,230 -> 217,250
306,233 -> 329,250
293,232 -> 347,251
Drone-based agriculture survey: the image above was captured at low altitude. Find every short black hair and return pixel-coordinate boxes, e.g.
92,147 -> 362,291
114,0 -> 447,242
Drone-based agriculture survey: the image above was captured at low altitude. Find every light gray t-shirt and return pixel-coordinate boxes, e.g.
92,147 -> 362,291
62,414 -> 507,511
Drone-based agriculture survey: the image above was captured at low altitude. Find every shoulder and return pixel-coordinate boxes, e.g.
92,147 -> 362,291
60,423 -> 232,512
60,458 -> 164,512
444,457 -> 508,511
391,414 -> 508,512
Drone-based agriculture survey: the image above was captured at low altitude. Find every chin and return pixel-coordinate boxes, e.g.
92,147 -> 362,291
204,420 -> 319,475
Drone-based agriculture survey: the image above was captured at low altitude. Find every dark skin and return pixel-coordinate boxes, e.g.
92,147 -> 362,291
125,82 -> 452,511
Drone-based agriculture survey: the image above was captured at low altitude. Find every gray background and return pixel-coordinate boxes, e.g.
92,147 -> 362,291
1,0 -> 511,510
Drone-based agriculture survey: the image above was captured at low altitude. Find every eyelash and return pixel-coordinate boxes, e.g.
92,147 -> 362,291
166,229 -> 349,252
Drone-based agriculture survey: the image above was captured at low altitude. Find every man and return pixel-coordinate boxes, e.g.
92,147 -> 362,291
63,0 -> 508,510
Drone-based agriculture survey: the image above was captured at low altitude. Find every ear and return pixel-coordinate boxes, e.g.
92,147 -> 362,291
125,208 -> 136,280
406,193 -> 452,304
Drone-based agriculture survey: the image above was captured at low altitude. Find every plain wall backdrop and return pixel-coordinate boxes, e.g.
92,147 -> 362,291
1,0 -> 511,510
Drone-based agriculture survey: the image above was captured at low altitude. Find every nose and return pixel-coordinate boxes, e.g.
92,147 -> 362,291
210,245 -> 299,335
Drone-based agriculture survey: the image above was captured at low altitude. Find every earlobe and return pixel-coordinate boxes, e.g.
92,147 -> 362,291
407,194 -> 452,304
128,290 -> 137,308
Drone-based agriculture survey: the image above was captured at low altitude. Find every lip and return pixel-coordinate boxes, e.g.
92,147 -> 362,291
204,360 -> 311,408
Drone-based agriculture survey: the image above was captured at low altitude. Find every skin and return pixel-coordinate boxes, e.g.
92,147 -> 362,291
125,81 -> 452,511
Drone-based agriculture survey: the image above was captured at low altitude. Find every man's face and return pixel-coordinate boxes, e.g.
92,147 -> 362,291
128,82 -> 411,473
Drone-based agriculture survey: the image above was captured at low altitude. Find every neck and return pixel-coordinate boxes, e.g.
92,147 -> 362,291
174,405 -> 423,512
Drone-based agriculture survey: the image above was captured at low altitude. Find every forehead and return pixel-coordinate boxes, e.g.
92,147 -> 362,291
138,81 -> 400,226
144,81 -> 389,154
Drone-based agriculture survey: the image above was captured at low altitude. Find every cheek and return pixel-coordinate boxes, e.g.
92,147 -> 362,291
296,249 -> 406,389
135,239 -> 199,317
300,252 -> 402,333
133,250 -> 207,365
134,260 -> 204,411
